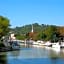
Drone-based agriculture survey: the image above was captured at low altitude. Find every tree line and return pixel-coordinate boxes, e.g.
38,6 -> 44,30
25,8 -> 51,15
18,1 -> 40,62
14,23 -> 64,42
0,16 -> 64,43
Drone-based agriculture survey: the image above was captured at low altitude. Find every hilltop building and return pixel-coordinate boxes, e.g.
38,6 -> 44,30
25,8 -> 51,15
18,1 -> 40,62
26,24 -> 34,40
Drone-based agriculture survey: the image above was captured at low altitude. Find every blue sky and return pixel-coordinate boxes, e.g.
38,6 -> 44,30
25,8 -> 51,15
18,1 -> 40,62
0,0 -> 64,28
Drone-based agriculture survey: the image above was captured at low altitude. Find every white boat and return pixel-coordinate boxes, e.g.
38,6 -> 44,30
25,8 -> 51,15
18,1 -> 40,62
33,41 -> 39,45
52,42 -> 60,48
51,42 -> 60,52
43,41 -> 52,47
60,42 -> 64,48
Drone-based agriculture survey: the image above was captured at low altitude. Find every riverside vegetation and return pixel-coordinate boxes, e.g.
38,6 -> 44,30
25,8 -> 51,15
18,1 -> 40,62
0,16 -> 10,46
0,15 -> 64,45
12,23 -> 64,42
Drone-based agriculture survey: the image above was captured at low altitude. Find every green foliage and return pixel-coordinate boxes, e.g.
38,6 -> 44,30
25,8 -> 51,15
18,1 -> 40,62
13,23 -> 47,34
41,33 -> 47,40
36,32 -> 46,40
0,16 -> 10,38
33,25 -> 57,41
44,25 -> 57,41
11,23 -> 61,42
16,34 -> 26,40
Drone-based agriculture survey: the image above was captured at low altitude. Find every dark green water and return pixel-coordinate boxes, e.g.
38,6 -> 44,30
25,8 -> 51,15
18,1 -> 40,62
0,45 -> 64,64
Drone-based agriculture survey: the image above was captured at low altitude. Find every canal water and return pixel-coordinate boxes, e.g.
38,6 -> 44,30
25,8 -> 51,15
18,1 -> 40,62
0,45 -> 64,64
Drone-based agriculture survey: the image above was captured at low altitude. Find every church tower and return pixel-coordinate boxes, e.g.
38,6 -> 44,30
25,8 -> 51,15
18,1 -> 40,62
31,24 -> 34,33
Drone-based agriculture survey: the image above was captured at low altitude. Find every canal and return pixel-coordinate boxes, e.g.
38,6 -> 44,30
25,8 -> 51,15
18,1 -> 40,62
0,45 -> 64,64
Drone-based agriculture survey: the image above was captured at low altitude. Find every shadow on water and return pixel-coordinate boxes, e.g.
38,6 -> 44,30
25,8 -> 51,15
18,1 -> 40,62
9,50 -> 20,58
49,48 -> 64,58
48,48 -> 64,64
0,52 -> 7,64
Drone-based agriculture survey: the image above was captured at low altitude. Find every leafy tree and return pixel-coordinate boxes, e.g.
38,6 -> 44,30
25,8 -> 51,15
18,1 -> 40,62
0,16 -> 10,39
44,25 -> 57,41
36,32 -> 46,40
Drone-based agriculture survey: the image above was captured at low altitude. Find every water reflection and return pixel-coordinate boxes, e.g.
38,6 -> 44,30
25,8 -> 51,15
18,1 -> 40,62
49,50 -> 59,59
1,45 -> 64,64
7,45 -> 64,59
49,48 -> 64,58
9,50 -> 20,58
0,52 -> 7,64
21,44 -> 33,48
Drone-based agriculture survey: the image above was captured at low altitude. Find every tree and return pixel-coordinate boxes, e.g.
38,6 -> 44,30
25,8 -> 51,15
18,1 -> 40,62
44,25 -> 57,41
36,32 -> 46,40
16,34 -> 26,40
0,16 -> 10,39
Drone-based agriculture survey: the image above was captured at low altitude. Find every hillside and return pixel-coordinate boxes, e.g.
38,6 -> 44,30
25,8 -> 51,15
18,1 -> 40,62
12,23 -> 48,34
11,23 -> 64,41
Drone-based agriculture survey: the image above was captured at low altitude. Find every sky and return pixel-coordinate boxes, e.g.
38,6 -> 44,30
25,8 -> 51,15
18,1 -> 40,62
0,0 -> 64,28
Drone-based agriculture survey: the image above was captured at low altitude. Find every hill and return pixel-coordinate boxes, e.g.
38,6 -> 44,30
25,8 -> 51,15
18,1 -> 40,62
11,23 -> 64,42
12,23 -> 48,34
